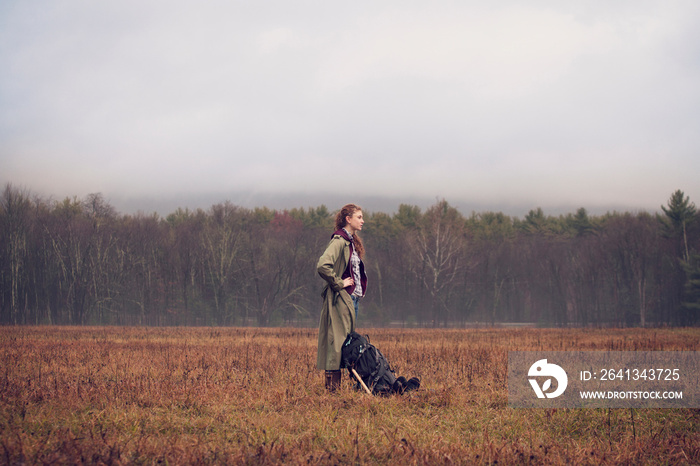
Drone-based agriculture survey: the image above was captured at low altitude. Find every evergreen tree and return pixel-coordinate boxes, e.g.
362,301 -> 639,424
661,189 -> 696,262
572,207 -> 595,237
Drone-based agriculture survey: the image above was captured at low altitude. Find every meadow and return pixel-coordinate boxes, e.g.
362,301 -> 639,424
1,326 -> 699,465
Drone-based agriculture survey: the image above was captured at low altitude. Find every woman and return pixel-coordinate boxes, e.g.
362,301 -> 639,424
316,204 -> 368,391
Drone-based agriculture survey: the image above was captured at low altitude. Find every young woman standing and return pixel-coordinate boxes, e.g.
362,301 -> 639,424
316,204 -> 368,391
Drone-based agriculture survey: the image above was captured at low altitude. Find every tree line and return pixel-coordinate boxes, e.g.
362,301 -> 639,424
1,184 -> 698,327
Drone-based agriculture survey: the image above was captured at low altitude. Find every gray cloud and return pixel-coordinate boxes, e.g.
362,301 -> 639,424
1,1 -> 698,216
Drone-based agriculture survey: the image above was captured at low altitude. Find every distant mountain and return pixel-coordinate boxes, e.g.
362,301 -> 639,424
109,190 -> 647,219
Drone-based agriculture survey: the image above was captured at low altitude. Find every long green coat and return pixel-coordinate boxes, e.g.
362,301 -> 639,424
316,234 -> 356,371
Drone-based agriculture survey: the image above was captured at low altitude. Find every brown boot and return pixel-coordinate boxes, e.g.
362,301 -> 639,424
324,370 -> 341,392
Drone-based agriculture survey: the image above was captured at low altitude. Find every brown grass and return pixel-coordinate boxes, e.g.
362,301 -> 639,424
1,326 -> 699,464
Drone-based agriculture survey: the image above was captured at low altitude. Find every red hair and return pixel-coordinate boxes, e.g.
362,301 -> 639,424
335,204 -> 365,259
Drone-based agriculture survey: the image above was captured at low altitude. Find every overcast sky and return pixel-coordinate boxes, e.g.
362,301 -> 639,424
1,1 -> 698,216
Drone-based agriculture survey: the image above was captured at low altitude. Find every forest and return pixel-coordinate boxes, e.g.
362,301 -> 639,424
0,183 -> 698,327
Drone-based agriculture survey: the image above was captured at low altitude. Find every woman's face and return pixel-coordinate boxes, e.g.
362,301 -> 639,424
346,210 -> 364,233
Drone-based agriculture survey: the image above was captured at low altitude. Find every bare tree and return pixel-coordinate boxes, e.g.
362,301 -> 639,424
202,202 -> 246,323
409,200 -> 468,325
245,210 -> 309,326
0,184 -> 32,323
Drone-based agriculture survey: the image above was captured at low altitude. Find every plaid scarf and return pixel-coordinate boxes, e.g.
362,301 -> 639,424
343,228 -> 363,297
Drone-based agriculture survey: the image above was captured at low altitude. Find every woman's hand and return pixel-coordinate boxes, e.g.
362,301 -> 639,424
342,277 -> 354,288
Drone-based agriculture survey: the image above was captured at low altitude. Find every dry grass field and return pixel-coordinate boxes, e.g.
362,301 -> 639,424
1,326 -> 699,465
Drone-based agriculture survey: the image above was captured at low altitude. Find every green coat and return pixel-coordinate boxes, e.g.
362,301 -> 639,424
316,234 -> 356,371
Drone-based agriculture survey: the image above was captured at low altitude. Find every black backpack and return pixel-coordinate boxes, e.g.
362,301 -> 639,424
341,332 -> 419,395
